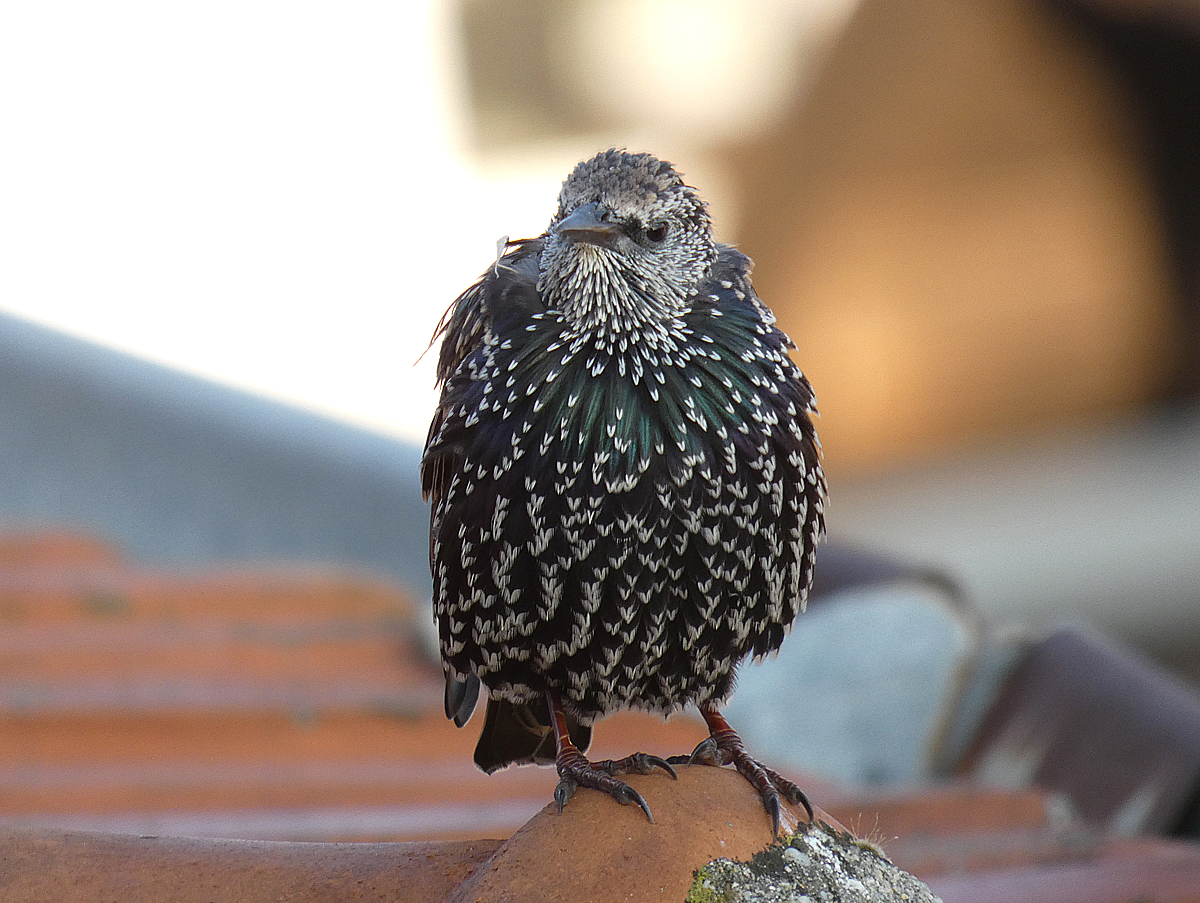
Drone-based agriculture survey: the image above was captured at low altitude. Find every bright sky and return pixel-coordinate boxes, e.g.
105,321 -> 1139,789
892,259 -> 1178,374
0,1 -> 851,444
0,1 -> 565,444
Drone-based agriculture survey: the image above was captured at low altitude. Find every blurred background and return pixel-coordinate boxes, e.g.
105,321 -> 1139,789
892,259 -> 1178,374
3,0 -> 1200,866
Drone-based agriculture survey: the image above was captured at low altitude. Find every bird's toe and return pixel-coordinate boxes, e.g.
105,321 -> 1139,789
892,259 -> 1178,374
597,752 -> 678,780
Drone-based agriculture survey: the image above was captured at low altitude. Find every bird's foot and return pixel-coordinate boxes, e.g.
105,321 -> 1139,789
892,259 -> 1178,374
672,708 -> 814,836
553,748 -> 675,823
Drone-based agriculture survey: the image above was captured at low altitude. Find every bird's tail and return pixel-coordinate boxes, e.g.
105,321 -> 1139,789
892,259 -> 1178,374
472,696 -> 592,774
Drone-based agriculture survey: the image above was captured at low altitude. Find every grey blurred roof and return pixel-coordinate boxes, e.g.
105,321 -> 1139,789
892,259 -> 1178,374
0,309 -> 432,598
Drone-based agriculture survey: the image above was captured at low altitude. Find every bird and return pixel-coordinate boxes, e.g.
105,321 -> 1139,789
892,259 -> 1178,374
420,149 -> 825,834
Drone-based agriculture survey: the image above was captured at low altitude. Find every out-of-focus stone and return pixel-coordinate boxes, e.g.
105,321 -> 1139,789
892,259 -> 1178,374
689,822 -> 942,903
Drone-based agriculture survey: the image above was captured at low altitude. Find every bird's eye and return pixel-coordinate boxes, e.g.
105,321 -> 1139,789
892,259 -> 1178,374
644,223 -> 669,244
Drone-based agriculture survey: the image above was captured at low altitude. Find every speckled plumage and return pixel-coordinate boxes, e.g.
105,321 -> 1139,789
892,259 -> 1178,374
421,150 -> 825,827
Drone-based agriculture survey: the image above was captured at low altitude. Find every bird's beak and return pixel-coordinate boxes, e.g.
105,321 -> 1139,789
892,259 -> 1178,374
553,202 -> 620,247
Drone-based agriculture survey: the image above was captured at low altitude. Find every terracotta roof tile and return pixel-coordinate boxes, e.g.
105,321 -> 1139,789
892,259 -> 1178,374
4,529 -> 1200,900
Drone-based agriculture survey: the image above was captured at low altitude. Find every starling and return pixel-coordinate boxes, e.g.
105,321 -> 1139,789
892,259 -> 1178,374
421,149 -> 825,833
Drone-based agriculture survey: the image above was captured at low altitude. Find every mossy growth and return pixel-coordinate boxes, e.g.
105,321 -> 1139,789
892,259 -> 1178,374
685,820 -> 941,903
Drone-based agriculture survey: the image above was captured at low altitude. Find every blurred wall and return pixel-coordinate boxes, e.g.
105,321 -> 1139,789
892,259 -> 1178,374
455,0 -> 1190,477
728,0 -> 1176,474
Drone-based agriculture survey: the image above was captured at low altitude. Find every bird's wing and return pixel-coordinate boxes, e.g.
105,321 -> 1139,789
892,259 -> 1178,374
421,238 -> 544,729
420,238 -> 543,508
419,280 -> 486,511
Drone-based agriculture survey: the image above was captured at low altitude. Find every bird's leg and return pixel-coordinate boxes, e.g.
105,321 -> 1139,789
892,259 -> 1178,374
546,690 -> 675,823
673,704 -> 813,836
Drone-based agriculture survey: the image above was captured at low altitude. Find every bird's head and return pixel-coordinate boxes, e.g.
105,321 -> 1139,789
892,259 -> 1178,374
538,150 -> 718,339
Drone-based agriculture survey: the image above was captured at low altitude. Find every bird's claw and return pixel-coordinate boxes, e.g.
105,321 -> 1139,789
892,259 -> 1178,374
665,736 -> 728,767
554,749 -> 664,822
613,782 -> 655,823
727,753 -> 813,834
763,790 -> 783,838
554,775 -> 577,814
760,763 -> 814,824
678,719 -> 814,835
686,736 -> 726,767
778,776 -> 814,817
